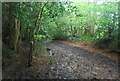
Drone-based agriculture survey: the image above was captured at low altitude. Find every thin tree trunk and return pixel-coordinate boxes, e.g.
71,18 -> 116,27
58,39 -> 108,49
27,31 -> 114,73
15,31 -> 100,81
27,2 -> 48,66
14,18 -> 20,51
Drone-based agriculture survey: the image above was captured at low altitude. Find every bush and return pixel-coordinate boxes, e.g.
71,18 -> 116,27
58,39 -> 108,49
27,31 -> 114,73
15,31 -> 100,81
52,28 -> 69,40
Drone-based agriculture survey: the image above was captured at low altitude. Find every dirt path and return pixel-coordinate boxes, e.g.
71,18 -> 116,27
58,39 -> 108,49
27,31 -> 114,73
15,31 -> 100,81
47,41 -> 119,79
3,40 -> 119,79
58,40 -> 120,61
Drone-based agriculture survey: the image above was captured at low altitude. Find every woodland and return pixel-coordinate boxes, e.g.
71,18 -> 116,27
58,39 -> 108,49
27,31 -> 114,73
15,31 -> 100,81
2,1 -> 120,79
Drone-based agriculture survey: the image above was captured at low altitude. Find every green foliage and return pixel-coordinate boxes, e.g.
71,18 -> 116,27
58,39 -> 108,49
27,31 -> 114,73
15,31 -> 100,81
82,33 -> 94,41
34,35 -> 46,40
38,2 -> 118,52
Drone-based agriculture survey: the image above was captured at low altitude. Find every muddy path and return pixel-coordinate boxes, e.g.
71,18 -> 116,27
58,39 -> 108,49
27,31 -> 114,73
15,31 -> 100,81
46,41 -> 119,79
3,40 -> 119,79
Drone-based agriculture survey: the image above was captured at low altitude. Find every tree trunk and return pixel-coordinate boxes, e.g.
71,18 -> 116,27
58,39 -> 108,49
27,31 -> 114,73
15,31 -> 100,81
27,27 -> 34,66
13,18 -> 20,51
27,41 -> 33,66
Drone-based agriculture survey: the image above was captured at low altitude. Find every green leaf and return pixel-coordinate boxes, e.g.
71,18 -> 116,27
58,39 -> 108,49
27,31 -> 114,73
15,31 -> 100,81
34,35 -> 46,40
